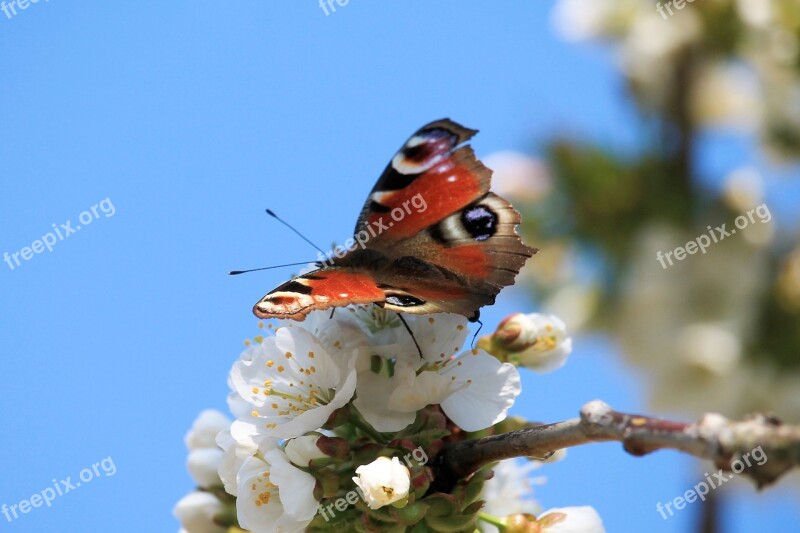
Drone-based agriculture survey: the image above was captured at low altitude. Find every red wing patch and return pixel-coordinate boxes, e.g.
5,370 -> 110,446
253,269 -> 385,321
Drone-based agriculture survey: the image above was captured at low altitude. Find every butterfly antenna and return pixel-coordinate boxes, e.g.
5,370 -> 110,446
229,261 -> 317,275
397,314 -> 423,357
266,209 -> 327,256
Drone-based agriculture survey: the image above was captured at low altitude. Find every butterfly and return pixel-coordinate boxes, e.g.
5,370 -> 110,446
253,119 -> 536,323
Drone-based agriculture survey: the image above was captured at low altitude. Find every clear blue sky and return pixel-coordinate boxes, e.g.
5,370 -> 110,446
1,2 -> 797,532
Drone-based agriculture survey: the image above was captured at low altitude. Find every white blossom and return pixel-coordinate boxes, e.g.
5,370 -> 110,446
483,151 -> 552,201
235,448 -> 319,533
354,315 -> 521,432
356,349 -> 520,433
352,456 -> 411,509
228,326 -> 357,440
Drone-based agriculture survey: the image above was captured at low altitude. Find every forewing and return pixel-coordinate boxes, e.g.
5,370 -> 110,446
353,119 -> 492,245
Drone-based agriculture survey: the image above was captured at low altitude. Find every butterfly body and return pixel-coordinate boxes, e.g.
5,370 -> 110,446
254,119 -> 536,322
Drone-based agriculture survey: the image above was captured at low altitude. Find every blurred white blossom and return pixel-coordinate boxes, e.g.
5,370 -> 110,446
537,506 -> 605,533
691,62 -> 762,130
614,223 -> 798,419
551,0 -> 800,157
480,459 -> 544,533
484,151 -> 553,201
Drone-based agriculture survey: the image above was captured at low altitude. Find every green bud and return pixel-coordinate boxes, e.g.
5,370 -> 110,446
389,501 -> 428,526
423,493 -> 459,517
409,468 -> 432,498
424,511 -> 478,532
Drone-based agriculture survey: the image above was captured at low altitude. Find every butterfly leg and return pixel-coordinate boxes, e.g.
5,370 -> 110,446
470,318 -> 483,349
396,313 -> 423,357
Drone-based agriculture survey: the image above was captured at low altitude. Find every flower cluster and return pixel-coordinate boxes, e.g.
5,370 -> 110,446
175,307 -> 604,532
174,410 -> 234,533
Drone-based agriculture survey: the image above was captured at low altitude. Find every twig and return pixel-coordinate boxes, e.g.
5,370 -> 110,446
430,400 -> 800,493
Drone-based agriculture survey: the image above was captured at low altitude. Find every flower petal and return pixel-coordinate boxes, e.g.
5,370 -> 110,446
440,351 -> 521,431
266,449 -> 319,521
353,366 -> 416,432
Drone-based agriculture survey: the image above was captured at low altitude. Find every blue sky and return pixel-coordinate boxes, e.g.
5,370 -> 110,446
1,2 -> 797,532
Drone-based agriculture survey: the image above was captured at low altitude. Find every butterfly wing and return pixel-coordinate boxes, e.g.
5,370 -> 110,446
252,119 -> 535,322
351,119 -> 536,320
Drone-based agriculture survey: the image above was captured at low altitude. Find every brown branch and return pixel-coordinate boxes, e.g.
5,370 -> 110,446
430,400 -> 800,493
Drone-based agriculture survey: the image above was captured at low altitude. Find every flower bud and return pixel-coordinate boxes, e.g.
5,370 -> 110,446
184,410 -> 231,450
284,435 -> 329,467
315,435 -> 351,461
479,313 -> 572,373
187,448 -> 224,489
352,456 -> 410,509
173,491 -> 226,533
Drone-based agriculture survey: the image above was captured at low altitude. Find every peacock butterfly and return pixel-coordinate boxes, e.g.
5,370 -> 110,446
252,119 -> 536,322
